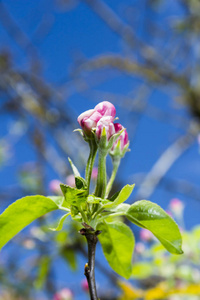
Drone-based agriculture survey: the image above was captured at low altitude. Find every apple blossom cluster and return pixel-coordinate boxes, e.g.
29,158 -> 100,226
77,101 -> 129,157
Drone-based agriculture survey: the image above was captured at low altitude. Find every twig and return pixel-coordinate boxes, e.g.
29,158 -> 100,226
79,227 -> 101,300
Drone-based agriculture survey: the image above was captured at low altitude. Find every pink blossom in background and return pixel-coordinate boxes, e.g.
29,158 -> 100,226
95,116 -> 115,140
135,242 -> 145,254
166,210 -> 173,218
66,174 -> 76,187
53,288 -> 73,300
81,279 -> 89,292
49,179 -> 62,194
139,228 -> 153,242
22,239 -> 36,250
169,198 -> 184,215
91,167 -> 98,180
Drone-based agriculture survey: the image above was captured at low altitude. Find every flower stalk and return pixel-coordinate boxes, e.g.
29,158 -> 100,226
94,149 -> 107,199
106,156 -> 121,198
85,139 -> 98,194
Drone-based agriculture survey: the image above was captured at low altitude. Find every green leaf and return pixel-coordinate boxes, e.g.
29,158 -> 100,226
68,157 -> 87,189
87,195 -> 102,204
126,200 -> 183,254
104,184 -> 135,209
49,213 -> 70,231
46,196 -> 65,207
97,221 -> 135,279
0,195 -> 59,249
68,157 -> 81,177
108,203 -> 131,214
75,176 -> 87,189
60,184 -> 87,208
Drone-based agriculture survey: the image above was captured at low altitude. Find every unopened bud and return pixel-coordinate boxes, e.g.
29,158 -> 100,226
95,116 -> 115,142
77,101 -> 116,137
77,109 -> 102,136
94,101 -> 116,119
110,123 -> 129,157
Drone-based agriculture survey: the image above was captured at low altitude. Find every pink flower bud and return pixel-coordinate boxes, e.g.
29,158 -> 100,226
77,109 -> 102,135
77,101 -> 116,136
53,288 -> 73,300
110,123 -> 129,156
81,279 -> 89,292
94,101 -> 116,120
49,179 -> 62,194
96,116 -> 115,141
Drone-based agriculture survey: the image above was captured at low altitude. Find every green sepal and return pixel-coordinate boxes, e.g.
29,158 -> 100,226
97,221 -> 135,279
0,195 -> 59,249
126,200 -> 183,254
49,213 -> 70,231
97,127 -> 125,152
60,184 -> 87,208
104,184 -> 135,209
110,140 -> 130,158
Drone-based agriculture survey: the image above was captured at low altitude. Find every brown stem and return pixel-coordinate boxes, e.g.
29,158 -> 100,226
80,227 -> 101,300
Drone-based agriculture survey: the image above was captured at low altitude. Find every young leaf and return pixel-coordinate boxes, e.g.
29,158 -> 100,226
68,157 -> 81,177
68,157 -> 87,189
75,176 -> 87,190
126,200 -> 183,254
97,221 -> 135,279
98,204 -> 131,223
87,195 -> 102,204
104,184 -> 135,209
60,184 -> 87,208
49,213 -> 70,231
46,196 -> 65,207
0,195 -> 59,249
